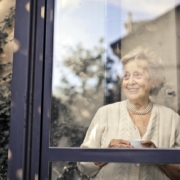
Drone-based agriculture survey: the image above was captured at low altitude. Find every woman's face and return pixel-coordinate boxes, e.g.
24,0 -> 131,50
122,59 -> 153,103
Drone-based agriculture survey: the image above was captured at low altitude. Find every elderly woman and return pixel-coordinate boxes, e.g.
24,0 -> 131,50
77,47 -> 180,180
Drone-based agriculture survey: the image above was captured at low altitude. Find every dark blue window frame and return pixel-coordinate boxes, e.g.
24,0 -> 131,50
7,0 -> 180,180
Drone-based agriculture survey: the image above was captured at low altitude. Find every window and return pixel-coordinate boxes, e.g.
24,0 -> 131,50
8,0 -> 180,179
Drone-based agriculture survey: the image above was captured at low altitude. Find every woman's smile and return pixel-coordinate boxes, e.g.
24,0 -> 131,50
127,87 -> 140,92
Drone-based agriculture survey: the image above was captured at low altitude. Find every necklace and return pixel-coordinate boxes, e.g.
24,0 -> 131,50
127,100 -> 153,115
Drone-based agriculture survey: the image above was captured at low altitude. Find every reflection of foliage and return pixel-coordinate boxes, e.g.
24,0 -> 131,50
51,40 -> 105,143
0,2 -> 14,179
58,40 -> 105,100
51,41 -> 105,180
51,98 -> 89,180
56,162 -> 90,180
51,96 -> 87,147
0,7 -> 15,55
53,40 -> 105,126
0,78 -> 11,179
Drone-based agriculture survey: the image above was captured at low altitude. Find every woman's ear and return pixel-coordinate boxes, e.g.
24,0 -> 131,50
149,80 -> 155,94
151,84 -> 155,90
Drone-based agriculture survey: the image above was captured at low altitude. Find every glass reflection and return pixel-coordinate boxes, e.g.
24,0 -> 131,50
51,0 -> 180,150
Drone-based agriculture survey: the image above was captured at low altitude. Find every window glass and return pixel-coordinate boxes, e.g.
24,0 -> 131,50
51,0 -> 180,150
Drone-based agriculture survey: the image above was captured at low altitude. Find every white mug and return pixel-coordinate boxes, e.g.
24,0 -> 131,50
130,139 -> 146,148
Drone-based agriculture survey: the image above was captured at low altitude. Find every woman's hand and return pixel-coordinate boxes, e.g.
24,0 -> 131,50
141,140 -> 156,148
109,139 -> 133,148
94,162 -> 107,168
94,139 -> 133,168
158,164 -> 180,180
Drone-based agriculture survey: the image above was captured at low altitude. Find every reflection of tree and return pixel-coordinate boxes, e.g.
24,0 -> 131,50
0,3 -> 15,179
55,41 -> 104,100
51,97 -> 90,179
51,96 -> 87,147
52,39 -> 105,129
51,40 -> 105,180
0,7 -> 14,56
55,161 -> 90,180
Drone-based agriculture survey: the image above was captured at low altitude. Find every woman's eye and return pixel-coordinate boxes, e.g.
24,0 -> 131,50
134,73 -> 142,78
123,74 -> 130,80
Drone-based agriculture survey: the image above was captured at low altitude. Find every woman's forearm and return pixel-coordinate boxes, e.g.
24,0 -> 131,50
158,164 -> 180,180
77,162 -> 100,177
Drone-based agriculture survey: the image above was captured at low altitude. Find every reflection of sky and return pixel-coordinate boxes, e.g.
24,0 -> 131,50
52,0 -> 180,92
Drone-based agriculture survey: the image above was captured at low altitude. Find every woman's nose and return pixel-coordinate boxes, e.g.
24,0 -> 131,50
128,75 -> 136,84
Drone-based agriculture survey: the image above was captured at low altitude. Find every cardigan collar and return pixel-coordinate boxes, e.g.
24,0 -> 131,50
117,100 -> 159,147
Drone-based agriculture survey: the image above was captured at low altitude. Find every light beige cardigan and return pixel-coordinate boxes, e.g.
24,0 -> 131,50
77,100 -> 180,180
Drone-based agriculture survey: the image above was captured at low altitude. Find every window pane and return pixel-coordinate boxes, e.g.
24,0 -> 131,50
51,0 -> 180,149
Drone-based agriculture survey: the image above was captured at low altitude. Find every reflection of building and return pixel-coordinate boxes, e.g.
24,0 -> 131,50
110,6 -> 180,113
